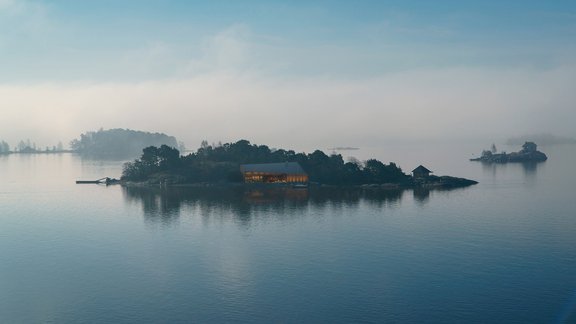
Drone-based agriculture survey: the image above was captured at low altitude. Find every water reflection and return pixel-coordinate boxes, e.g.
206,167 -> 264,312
122,186 -> 184,224
480,161 -> 543,181
413,188 -> 430,204
520,162 -> 539,177
122,186 -> 406,225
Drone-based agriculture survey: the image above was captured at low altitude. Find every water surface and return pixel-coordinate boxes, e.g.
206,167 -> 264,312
1,144 -> 575,323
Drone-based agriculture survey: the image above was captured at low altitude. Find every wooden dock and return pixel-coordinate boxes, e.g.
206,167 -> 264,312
76,177 -> 119,185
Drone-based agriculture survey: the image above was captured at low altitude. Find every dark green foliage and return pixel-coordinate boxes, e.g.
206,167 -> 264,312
70,128 -> 178,158
122,145 -> 182,181
296,152 -> 407,185
121,139 -> 409,185
362,160 -> 406,184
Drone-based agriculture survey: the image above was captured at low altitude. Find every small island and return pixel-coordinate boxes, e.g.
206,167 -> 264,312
470,142 -> 547,163
119,140 -> 477,189
70,128 -> 180,158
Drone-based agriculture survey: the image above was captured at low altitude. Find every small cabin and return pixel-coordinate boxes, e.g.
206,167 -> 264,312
412,165 -> 432,179
240,162 -> 308,184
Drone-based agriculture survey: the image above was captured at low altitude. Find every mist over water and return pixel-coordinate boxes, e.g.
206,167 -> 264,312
1,66 -> 575,149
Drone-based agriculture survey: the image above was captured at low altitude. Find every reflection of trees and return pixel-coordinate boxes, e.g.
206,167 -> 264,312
121,186 -> 406,225
413,188 -> 430,204
123,185 -> 481,225
480,160 -> 541,181
520,162 -> 538,176
308,187 -> 403,209
122,186 -> 183,225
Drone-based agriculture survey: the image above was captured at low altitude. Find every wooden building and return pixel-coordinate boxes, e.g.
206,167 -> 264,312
412,165 -> 432,179
240,162 -> 308,184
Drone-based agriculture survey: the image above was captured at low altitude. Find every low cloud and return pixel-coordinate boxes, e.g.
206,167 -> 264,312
1,64 -> 574,150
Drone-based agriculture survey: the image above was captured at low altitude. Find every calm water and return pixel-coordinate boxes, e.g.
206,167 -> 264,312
1,143 -> 575,323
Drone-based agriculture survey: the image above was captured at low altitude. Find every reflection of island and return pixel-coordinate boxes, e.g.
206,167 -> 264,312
413,187 -> 430,204
122,186 -> 404,224
480,159 -> 541,182
122,185 -> 471,225
471,142 -> 547,163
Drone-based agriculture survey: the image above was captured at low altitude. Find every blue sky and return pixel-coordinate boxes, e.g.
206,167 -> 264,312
2,0 -> 575,81
1,0 -> 575,148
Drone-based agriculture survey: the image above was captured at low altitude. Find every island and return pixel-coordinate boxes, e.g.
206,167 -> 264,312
118,140 -> 477,189
470,141 -> 547,163
70,128 -> 180,158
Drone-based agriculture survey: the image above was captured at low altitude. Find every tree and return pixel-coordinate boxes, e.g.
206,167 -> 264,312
121,140 -> 410,185
18,140 -> 27,152
0,141 -> 10,153
158,145 -> 181,170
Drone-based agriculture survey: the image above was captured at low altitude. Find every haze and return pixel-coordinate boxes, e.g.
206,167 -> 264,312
1,0 -> 575,150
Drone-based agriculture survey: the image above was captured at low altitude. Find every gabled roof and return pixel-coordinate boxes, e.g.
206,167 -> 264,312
240,162 -> 306,175
412,165 -> 432,173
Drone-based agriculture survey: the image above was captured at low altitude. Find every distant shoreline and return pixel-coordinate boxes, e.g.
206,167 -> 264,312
0,150 -> 75,155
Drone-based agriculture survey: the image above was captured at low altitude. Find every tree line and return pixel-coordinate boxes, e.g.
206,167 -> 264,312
1,128 -> 180,157
0,139 -> 65,154
122,139 -> 409,185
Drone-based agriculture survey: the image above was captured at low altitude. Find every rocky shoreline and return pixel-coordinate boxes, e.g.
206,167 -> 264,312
120,174 -> 478,190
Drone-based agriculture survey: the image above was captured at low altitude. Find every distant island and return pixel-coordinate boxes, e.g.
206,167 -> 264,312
70,128 -> 180,158
471,142 -> 547,163
0,139 -> 69,155
1,128 -> 180,158
119,140 -> 477,189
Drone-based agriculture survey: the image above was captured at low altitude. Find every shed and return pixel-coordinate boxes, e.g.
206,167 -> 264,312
240,162 -> 308,184
412,165 -> 432,179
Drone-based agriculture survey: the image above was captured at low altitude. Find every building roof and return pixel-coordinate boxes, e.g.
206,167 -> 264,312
240,162 -> 307,175
412,165 -> 432,173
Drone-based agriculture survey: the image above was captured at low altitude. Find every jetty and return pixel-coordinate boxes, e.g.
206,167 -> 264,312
76,177 -> 120,185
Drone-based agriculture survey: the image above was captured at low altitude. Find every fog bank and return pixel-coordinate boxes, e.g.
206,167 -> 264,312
1,65 -> 575,150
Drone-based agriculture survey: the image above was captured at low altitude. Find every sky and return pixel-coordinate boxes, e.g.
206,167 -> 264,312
1,0 -> 575,150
